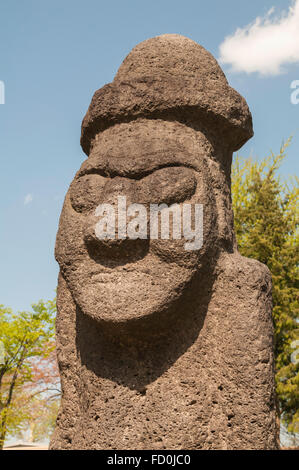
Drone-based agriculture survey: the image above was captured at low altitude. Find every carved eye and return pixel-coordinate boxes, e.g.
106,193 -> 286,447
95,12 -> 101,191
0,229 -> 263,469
70,174 -> 106,212
139,167 -> 197,205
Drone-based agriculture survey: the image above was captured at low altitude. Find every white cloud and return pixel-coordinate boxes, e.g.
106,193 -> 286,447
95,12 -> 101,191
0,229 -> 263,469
24,193 -> 33,205
219,0 -> 299,75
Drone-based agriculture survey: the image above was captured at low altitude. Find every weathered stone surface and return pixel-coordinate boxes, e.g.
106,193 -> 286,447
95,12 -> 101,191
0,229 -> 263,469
80,35 -> 253,156
50,34 -> 278,450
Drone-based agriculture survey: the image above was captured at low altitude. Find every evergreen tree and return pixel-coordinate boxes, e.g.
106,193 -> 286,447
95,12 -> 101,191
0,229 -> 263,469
232,139 -> 299,435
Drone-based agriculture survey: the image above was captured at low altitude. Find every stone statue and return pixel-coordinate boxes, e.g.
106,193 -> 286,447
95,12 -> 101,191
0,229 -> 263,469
50,35 -> 278,450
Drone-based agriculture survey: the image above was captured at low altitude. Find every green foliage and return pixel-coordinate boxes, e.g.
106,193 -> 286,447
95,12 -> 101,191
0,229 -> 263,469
232,139 -> 299,434
0,299 -> 56,448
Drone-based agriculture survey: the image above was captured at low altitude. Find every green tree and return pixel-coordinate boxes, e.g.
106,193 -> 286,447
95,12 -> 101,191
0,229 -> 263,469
0,299 -> 56,449
232,140 -> 299,436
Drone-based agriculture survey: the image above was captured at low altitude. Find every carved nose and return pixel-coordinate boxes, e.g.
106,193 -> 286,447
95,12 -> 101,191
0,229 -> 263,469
84,177 -> 149,260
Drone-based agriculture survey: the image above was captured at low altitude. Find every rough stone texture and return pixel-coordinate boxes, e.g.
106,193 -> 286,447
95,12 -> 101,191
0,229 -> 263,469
50,34 -> 278,450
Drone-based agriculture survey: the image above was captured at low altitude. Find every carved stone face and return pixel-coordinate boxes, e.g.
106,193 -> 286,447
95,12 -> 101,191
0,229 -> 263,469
55,119 -> 218,324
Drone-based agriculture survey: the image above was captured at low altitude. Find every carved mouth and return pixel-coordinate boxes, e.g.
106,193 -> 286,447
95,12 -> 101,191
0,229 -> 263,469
90,269 -> 152,284
86,237 -> 150,268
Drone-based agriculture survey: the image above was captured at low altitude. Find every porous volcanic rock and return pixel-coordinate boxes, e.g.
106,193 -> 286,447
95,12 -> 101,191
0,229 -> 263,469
50,35 -> 278,450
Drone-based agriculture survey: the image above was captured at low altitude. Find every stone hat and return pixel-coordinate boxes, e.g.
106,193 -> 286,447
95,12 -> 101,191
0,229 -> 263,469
80,34 -> 253,155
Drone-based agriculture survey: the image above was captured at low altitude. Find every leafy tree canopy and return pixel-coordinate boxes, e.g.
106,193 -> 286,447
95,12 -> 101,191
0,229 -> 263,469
0,299 -> 56,448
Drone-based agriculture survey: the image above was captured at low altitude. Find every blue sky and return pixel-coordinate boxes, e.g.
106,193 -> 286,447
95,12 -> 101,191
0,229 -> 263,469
0,0 -> 298,313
